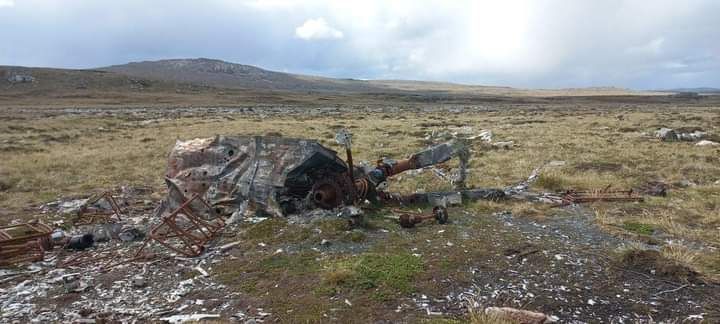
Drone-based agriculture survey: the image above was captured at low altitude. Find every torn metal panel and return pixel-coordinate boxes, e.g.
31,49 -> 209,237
164,135 -> 348,217
159,133 -> 502,224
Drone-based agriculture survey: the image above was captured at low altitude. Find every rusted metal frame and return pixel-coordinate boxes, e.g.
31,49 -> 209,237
75,191 -> 124,225
155,217 -> 205,256
0,240 -> 46,266
179,205 -> 214,240
0,222 -> 53,245
140,194 -> 224,257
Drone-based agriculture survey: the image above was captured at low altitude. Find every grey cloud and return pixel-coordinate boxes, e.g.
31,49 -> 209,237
0,0 -> 717,89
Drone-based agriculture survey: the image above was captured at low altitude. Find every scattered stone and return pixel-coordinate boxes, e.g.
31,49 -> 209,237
655,128 -> 677,141
676,179 -> 696,188
194,266 -> 209,277
7,74 -> 35,83
655,128 -> 707,142
492,141 -> 514,150
338,205 -> 362,217
58,199 -> 89,214
159,314 -> 220,323
118,225 -> 145,242
218,240 -> 242,252
132,275 -> 146,288
695,140 -> 719,146
50,229 -> 66,245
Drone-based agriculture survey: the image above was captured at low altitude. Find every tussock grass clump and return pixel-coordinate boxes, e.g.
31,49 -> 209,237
322,253 -> 424,297
534,172 -> 569,192
622,221 -> 655,235
615,245 -> 700,283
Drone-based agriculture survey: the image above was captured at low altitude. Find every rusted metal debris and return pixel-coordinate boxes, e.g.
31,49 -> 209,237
138,194 -> 225,257
0,221 -> 52,266
157,133 -> 502,226
398,206 -> 449,228
558,187 -> 643,206
74,191 -> 124,225
59,247 -> 155,270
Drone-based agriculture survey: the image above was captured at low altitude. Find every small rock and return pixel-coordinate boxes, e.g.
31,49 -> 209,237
485,307 -> 553,324
676,179 -> 696,188
655,128 -> 678,142
218,240 -> 242,252
492,141 -> 514,150
320,239 -> 330,246
118,226 -> 145,242
132,275 -> 146,288
695,140 -> 719,146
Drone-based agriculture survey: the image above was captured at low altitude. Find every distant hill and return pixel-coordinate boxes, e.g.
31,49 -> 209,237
100,58 -> 661,96
657,87 -> 720,94
1,58 -> 679,107
101,58 -> 381,92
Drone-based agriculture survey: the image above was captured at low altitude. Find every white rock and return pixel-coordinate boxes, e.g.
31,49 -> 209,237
160,314 -> 220,323
696,140 -> 719,146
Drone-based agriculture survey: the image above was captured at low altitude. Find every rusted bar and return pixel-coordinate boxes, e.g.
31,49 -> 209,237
0,240 -> 46,266
558,188 -> 643,206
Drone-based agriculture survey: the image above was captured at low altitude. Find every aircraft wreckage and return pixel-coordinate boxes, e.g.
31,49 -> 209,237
157,130 -> 505,227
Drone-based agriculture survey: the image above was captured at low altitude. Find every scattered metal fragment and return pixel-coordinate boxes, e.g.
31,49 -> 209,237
0,221 -> 52,266
558,187 -> 643,206
636,181 -> 668,197
74,191 -> 124,225
380,189 -> 504,206
398,206 -> 449,228
218,240 -> 242,253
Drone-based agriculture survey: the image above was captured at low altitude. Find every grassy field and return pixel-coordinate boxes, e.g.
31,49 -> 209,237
1,101 -> 719,321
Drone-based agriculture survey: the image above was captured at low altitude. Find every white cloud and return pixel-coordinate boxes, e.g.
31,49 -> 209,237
0,0 -> 14,8
295,18 -> 343,40
626,37 -> 665,56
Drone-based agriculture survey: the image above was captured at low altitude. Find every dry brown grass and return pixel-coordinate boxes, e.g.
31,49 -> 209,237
1,105 -> 719,278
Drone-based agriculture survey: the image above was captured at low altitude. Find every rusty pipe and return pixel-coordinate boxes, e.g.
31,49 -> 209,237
398,206 -> 448,228
387,158 -> 417,176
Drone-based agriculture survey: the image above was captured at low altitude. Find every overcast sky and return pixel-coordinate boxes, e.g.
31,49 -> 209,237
1,0 -> 718,89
